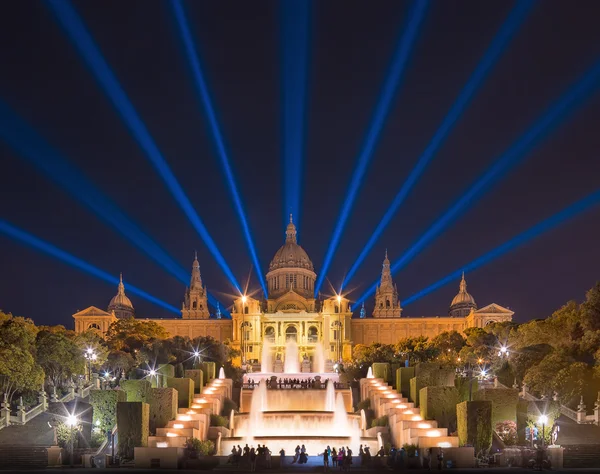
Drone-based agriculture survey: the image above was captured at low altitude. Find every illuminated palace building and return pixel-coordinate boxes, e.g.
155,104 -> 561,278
73,216 -> 513,363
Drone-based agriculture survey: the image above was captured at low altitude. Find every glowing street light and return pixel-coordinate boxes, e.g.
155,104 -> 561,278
66,414 -> 79,467
84,348 -> 97,382
539,414 -> 548,448
498,345 -> 509,357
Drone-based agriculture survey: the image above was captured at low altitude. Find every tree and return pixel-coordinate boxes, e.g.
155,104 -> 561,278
105,319 -> 169,352
0,345 -> 44,402
429,331 -> 465,363
36,330 -> 85,387
103,350 -> 136,376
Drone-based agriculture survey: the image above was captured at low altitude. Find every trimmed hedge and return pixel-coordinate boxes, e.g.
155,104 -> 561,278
167,377 -> 194,409
185,369 -> 204,394
156,364 -> 175,387
457,400 -> 492,454
409,377 -> 418,405
221,398 -> 238,417
372,363 -> 391,382
415,362 -> 455,387
121,379 -> 152,403
420,386 -> 459,432
147,387 -> 177,434
201,362 -> 216,385
90,389 -> 127,432
390,363 -> 402,389
455,376 -> 478,403
473,388 -> 519,426
396,367 -> 415,397
117,402 -> 149,460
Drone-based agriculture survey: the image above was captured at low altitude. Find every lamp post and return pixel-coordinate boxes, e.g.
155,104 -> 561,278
84,348 -> 97,382
337,295 -> 342,362
241,295 -> 248,366
539,414 -> 548,448
66,414 -> 79,468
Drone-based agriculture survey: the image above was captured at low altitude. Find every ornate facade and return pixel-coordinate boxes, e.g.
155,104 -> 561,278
73,216 -> 514,363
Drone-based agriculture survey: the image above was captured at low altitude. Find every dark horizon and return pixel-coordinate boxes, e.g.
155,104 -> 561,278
1,0 -> 600,328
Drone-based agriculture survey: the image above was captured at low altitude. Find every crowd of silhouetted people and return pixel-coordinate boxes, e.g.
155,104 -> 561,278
243,378 -> 346,389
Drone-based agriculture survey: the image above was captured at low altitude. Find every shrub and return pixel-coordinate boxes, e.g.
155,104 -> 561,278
185,438 -> 215,457
90,430 -> 106,449
402,443 -> 418,457
221,397 -> 238,416
371,415 -> 389,428
357,398 -> 370,411
210,414 -> 228,427
495,420 -> 518,446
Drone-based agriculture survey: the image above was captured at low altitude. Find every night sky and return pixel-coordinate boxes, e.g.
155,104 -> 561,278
1,0 -> 600,328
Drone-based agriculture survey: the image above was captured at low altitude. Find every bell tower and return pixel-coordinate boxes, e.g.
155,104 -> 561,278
182,252 -> 210,319
373,250 -> 402,318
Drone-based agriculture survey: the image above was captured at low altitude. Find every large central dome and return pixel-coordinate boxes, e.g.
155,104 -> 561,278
268,215 -> 314,272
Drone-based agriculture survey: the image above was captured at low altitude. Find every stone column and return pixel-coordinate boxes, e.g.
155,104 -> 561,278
577,396 -> 587,423
594,392 -> 600,425
1,393 -> 11,428
50,386 -> 58,403
39,388 -> 48,412
17,396 -> 26,424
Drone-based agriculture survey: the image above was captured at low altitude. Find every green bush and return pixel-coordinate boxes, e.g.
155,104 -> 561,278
473,388 -> 519,426
90,430 -> 106,449
372,362 -> 391,381
420,386 -> 459,431
210,414 -> 228,427
455,376 -> 478,402
371,415 -> 389,428
89,389 -> 127,432
457,400 -> 492,454
166,377 -> 194,409
402,443 -> 418,457
397,367 -> 415,396
357,398 -> 371,411
185,438 -> 215,456
116,402 -> 149,460
121,379 -> 151,403
221,397 -> 238,416
201,362 -> 216,385
147,388 -> 177,434
495,420 -> 517,446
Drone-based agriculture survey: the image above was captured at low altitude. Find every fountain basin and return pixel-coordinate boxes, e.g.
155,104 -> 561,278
234,411 -> 362,438
240,387 -> 351,412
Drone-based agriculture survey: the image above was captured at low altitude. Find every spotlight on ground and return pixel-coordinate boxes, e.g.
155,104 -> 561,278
281,0 -> 311,230
47,0 -> 241,294
0,219 -> 180,314
171,0 -> 266,296
315,0 -> 429,295
402,188 -> 600,306
342,0 -> 535,288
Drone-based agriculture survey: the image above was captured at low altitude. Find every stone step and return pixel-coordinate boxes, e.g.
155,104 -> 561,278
397,420 -> 438,430
166,419 -> 202,430
148,436 -> 188,448
411,435 -> 459,448
156,427 -> 200,438
403,427 -> 448,441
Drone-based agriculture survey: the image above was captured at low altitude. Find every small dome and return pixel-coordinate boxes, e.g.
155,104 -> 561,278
449,273 -> 476,317
450,290 -> 476,307
268,215 -> 314,272
108,274 -> 134,318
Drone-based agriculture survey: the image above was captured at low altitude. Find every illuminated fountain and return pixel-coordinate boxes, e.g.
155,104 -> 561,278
224,344 -> 378,455
313,343 -> 326,373
261,340 -> 272,373
283,339 -> 299,373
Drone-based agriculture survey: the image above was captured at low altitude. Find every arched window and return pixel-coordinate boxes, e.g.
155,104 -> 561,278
244,306 -> 249,314
386,299 -> 390,308
285,326 -> 297,341
192,301 -> 197,309
308,326 -> 318,343
380,302 -> 383,308
265,326 -> 275,342
334,305 -> 339,313
88,323 -> 101,330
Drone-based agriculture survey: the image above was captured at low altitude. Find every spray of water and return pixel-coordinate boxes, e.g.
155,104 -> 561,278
284,339 -> 300,373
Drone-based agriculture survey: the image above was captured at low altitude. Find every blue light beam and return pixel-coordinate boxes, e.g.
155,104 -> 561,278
315,0 -> 429,296
0,100 -> 229,317
282,0 -> 310,231
356,57 -> 600,305
403,188 -> 600,305
342,0 -> 535,288
171,0 -> 266,296
47,0 -> 241,294
0,220 -> 180,314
